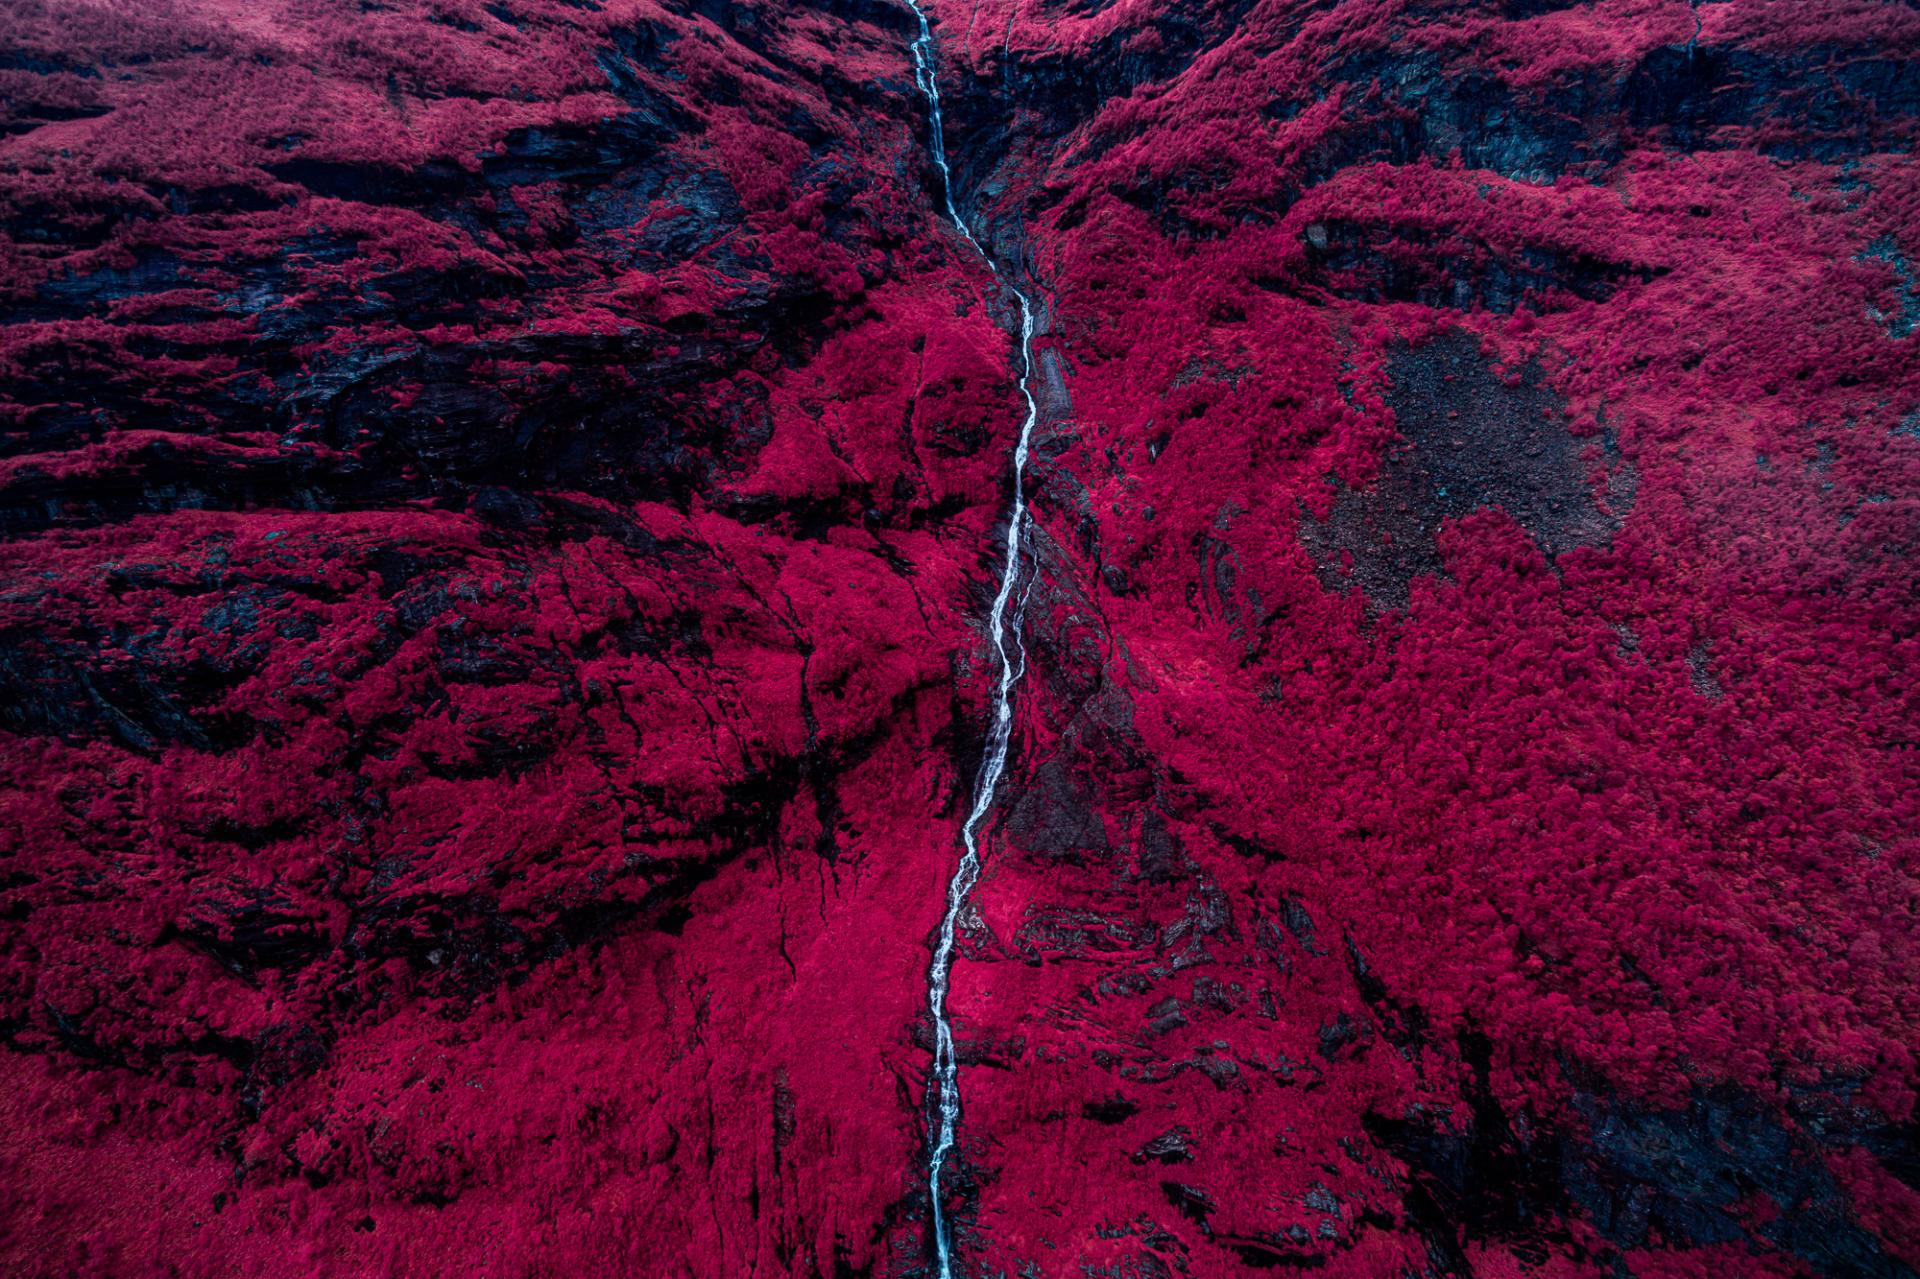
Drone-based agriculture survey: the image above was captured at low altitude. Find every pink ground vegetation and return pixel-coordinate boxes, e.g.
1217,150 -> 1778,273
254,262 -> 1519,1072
1,0 -> 1917,1274
921,0 -> 1920,1272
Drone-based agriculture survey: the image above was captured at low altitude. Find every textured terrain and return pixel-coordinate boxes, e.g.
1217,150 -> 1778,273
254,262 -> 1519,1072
1,0 -> 1917,1275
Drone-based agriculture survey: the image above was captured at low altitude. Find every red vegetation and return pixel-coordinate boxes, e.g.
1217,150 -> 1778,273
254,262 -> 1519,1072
2,0 -> 1918,1275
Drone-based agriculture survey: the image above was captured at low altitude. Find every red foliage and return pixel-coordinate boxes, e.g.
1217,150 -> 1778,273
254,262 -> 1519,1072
1,0 -> 1917,1274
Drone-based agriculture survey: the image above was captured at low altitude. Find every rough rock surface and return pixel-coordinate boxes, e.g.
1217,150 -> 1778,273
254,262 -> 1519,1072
1,0 -> 1917,1276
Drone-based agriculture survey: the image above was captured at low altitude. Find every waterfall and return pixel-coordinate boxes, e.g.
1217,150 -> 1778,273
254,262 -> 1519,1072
904,4 -> 1041,1274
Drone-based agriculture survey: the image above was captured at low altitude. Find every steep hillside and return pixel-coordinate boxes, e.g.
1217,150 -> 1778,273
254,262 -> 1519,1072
1,0 -> 1916,1276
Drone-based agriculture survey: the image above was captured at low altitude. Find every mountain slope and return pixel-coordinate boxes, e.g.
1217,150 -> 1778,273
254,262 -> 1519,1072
1,0 -> 1917,1276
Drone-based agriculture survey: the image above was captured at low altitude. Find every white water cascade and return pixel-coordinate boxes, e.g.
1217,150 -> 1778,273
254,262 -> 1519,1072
905,4 -> 1041,1275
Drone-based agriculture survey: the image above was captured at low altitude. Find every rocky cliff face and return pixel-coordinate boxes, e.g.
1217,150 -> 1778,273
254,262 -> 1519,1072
1,0 -> 1917,1276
